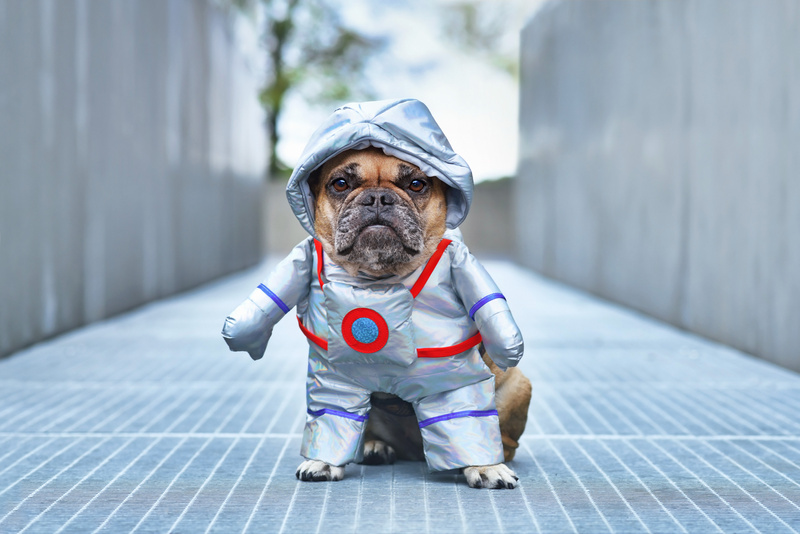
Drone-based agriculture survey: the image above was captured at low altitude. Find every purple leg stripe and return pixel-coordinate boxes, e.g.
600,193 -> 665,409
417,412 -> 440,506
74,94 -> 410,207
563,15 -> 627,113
258,284 -> 290,313
307,408 -> 369,422
418,409 -> 499,429
469,293 -> 506,320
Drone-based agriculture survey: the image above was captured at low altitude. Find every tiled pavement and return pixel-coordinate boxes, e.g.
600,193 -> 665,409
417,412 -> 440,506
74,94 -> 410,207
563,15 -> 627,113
1,258 -> 800,533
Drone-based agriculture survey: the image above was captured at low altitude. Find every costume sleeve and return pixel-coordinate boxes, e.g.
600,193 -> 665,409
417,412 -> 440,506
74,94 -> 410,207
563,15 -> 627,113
450,242 -> 524,370
221,237 -> 314,360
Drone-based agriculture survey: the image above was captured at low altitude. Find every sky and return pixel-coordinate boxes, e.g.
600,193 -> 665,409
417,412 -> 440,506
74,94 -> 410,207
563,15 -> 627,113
244,0 -> 546,183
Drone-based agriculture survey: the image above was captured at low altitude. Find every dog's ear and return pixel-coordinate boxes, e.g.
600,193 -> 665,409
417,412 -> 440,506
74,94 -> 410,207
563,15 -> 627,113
307,167 -> 322,199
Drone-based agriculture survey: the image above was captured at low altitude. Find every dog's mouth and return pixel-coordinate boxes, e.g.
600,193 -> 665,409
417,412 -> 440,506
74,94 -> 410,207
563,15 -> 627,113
363,222 -> 394,231
359,222 -> 404,239
337,218 -> 420,257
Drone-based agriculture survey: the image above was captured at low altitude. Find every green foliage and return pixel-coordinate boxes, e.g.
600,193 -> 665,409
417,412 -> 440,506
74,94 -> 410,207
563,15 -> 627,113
439,1 -> 519,78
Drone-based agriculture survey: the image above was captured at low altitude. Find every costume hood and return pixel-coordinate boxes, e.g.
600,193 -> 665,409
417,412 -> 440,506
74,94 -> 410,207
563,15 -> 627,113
286,99 -> 474,237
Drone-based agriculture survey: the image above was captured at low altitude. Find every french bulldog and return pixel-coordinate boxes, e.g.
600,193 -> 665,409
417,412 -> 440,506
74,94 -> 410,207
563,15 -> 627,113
296,147 -> 532,489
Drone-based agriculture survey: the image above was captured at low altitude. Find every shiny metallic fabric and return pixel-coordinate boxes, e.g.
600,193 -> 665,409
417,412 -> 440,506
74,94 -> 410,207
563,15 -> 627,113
286,98 -> 475,237
223,230 -> 524,471
223,100 -> 524,471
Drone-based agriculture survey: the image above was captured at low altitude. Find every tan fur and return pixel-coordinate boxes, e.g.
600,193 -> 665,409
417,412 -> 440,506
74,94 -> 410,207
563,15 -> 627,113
481,353 -> 532,462
301,148 -> 532,487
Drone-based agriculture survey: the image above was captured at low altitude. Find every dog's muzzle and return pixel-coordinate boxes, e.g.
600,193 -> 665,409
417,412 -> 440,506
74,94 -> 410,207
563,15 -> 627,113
334,187 -> 425,263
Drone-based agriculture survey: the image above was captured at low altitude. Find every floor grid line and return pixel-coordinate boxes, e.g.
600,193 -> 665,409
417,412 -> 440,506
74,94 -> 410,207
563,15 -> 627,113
130,437 -> 214,533
572,440 -> 651,533
647,439 -> 759,532
547,439 -> 615,533
91,436 -> 191,533
623,440 -> 723,533
675,440 -> 799,533
19,436 -> 137,534
54,437 -> 165,534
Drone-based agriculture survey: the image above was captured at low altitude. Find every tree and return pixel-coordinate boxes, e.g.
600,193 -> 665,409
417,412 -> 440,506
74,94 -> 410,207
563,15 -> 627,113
231,0 -> 383,178
439,1 -> 522,78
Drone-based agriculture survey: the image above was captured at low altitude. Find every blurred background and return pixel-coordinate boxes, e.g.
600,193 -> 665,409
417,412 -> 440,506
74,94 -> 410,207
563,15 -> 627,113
1,0 -> 798,372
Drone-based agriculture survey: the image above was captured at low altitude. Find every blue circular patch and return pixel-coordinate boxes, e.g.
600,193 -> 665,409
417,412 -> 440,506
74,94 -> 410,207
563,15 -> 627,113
351,317 -> 379,344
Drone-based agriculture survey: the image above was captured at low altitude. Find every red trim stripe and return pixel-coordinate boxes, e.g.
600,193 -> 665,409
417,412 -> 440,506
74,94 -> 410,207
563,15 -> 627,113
297,316 -> 328,350
409,239 -> 452,298
314,239 -> 325,288
298,315 -> 481,360
416,331 -> 482,358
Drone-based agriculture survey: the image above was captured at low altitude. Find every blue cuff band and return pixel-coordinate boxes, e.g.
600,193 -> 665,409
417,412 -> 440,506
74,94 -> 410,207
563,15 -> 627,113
418,409 -> 499,429
307,408 -> 369,422
468,293 -> 506,320
257,284 -> 290,314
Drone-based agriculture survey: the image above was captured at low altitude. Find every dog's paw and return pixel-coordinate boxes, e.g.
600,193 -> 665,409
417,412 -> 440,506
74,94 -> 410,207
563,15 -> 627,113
361,440 -> 397,465
295,460 -> 345,482
463,463 -> 519,489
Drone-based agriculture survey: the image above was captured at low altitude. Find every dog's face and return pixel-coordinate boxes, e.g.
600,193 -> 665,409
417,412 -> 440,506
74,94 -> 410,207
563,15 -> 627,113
310,148 -> 448,278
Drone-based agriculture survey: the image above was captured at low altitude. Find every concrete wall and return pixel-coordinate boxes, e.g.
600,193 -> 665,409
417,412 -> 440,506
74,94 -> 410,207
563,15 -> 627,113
0,0 -> 266,357
264,178 -> 310,255
517,0 -> 800,370
460,178 -> 514,259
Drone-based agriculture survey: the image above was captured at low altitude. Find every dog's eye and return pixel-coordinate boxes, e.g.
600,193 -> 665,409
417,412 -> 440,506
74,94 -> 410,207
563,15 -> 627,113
331,178 -> 349,192
408,179 -> 426,193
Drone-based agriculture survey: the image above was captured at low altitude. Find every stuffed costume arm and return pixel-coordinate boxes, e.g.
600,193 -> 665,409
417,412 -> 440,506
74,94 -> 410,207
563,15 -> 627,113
222,238 -> 314,360
450,242 -> 524,371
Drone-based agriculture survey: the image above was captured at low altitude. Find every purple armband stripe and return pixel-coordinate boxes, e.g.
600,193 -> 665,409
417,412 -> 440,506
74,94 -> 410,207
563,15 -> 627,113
307,408 -> 369,422
257,284 -> 289,314
469,293 -> 506,320
417,409 -> 498,429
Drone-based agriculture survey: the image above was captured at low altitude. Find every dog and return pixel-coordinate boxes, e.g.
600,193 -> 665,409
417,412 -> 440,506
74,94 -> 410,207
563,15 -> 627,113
223,98 -> 531,489
294,148 -> 532,489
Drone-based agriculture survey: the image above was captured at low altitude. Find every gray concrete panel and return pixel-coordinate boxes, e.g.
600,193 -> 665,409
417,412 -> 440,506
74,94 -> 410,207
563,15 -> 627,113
518,0 -> 800,370
0,0 -> 266,357
460,178 -> 515,258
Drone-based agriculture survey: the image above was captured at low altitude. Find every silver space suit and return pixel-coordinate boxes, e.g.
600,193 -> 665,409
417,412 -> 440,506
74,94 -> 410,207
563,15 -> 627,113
222,99 -> 524,471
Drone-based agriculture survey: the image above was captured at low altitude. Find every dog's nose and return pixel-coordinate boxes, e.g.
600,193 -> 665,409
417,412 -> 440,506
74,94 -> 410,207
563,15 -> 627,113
360,190 -> 395,207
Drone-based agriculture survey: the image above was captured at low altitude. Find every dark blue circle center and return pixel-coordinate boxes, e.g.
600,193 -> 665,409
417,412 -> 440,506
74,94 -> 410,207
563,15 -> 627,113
351,317 -> 379,344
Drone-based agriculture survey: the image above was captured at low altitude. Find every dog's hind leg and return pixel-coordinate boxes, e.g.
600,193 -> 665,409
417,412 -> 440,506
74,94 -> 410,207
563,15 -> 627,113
361,440 -> 397,465
482,351 -> 532,462
361,393 -> 424,464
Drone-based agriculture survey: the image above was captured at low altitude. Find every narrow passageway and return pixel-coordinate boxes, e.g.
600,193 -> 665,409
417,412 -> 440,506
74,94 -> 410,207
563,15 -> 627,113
1,259 -> 799,533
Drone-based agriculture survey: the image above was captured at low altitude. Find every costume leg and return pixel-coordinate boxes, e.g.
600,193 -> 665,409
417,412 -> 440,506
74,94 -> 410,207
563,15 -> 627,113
300,354 -> 372,466
414,376 -> 504,471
